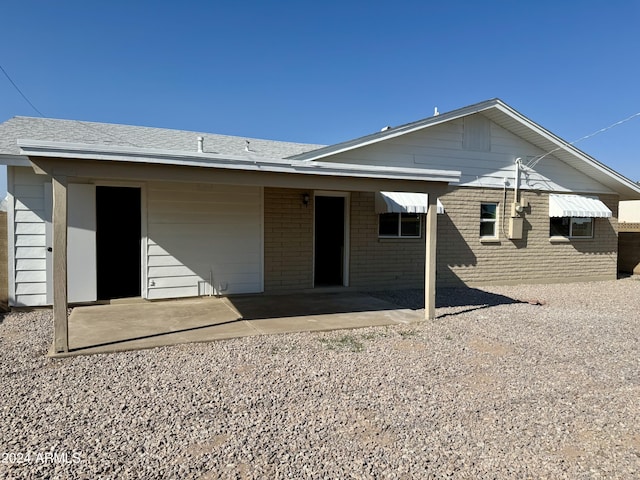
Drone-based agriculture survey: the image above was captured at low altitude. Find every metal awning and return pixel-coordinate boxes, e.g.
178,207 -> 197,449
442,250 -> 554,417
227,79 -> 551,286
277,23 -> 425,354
548,194 -> 612,218
375,192 -> 444,214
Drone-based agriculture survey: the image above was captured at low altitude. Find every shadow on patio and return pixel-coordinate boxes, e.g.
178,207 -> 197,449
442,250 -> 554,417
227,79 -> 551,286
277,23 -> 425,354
368,286 -> 525,319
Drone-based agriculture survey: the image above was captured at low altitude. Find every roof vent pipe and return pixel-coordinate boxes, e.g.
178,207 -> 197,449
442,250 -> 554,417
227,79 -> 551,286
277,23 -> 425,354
197,136 -> 204,153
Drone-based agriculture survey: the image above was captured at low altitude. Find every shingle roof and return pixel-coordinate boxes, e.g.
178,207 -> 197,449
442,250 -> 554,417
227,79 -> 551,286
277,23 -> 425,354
0,116 -> 325,159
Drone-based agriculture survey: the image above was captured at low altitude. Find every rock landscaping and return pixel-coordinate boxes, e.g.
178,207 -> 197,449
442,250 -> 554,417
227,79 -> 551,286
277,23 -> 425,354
1,278 -> 639,479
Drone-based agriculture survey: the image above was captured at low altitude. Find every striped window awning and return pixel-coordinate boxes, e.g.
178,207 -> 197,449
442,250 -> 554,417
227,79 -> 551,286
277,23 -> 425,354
375,192 -> 444,214
548,194 -> 612,218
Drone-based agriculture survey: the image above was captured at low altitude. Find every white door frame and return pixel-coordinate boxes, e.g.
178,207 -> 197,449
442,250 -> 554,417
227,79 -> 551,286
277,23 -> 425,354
312,191 -> 350,287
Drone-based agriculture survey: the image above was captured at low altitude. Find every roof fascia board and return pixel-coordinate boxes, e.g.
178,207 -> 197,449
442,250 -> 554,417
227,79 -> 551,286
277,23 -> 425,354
17,140 -> 460,184
0,154 -> 31,166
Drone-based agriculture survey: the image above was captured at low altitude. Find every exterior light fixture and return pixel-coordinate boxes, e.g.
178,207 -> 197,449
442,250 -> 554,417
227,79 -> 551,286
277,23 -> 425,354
302,193 -> 310,206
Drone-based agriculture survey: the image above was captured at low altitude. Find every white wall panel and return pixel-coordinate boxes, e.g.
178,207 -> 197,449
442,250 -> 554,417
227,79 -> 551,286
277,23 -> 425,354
9,167 -> 48,306
67,184 -> 97,303
146,182 -> 263,299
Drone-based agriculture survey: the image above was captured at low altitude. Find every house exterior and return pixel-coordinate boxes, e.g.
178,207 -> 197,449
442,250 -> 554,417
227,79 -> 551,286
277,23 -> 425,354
296,100 -> 640,286
1,98 -> 640,353
618,200 -> 640,274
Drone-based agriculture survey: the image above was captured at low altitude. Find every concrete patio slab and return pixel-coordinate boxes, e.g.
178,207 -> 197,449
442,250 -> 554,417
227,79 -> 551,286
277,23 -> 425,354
51,292 -> 423,357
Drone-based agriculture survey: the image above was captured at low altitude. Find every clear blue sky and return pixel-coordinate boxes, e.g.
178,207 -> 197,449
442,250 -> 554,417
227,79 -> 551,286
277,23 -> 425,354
1,0 -> 639,197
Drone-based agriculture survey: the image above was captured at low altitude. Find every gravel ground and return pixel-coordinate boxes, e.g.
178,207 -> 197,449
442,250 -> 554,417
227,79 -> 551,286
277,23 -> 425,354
1,278 -> 639,479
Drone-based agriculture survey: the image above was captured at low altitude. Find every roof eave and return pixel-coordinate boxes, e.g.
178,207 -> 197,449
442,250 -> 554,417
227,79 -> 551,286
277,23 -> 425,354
488,103 -> 640,199
17,140 -> 461,184
0,153 -> 31,166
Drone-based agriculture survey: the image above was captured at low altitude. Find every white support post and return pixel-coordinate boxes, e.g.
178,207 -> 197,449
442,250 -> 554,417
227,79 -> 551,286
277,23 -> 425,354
424,193 -> 438,320
52,175 -> 69,353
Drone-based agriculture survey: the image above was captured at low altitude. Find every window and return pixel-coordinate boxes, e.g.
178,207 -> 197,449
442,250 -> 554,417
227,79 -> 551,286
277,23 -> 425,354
378,213 -> 421,238
550,217 -> 593,238
480,203 -> 498,238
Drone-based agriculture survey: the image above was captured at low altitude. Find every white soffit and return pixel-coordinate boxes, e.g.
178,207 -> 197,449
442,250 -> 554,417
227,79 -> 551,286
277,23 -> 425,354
548,194 -> 612,218
375,192 -> 444,214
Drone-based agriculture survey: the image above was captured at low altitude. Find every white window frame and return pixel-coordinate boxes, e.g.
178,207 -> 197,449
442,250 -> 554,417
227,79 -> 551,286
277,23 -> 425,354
550,216 -> 594,239
480,203 -> 498,239
378,212 -> 422,239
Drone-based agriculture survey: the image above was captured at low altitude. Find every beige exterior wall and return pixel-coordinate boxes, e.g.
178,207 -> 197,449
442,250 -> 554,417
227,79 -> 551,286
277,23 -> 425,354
349,192 -> 426,289
437,188 -> 619,286
261,186 -> 620,293
264,188 -> 314,292
264,188 -> 428,292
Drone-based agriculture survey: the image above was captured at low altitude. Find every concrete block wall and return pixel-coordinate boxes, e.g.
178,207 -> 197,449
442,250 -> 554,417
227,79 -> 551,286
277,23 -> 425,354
264,186 -> 619,293
437,188 -> 619,286
349,192 -> 426,289
263,188 -> 314,292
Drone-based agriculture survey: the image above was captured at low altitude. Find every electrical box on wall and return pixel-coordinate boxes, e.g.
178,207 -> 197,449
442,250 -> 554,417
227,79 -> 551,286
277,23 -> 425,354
511,202 -> 524,217
509,217 -> 523,239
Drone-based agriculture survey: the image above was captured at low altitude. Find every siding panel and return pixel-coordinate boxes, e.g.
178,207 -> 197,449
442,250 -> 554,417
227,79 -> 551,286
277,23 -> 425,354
16,259 -> 46,271
10,167 -> 48,306
15,235 -> 46,247
14,294 -> 47,306
324,115 -> 614,194
15,223 -> 46,235
16,282 -> 47,295
15,210 -> 45,223
15,198 -> 44,211
15,247 -> 47,259
13,185 -> 45,198
16,271 -> 47,283
146,182 -> 262,298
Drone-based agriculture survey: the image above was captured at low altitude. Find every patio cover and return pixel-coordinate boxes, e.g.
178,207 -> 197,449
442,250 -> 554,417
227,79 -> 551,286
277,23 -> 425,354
19,141 -> 459,354
548,194 -> 612,218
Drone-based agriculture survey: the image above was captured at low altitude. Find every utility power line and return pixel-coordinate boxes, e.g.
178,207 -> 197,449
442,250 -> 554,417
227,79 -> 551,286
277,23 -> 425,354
0,63 -> 45,117
527,111 -> 640,169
